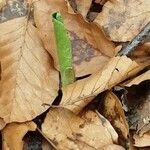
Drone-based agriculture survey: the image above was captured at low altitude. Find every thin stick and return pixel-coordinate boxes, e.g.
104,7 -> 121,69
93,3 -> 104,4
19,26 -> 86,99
52,12 -> 75,86
118,22 -> 150,56
37,127 -> 58,150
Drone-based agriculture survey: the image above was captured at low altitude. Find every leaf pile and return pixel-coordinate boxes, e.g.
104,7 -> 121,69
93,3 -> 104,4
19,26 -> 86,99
0,0 -> 149,149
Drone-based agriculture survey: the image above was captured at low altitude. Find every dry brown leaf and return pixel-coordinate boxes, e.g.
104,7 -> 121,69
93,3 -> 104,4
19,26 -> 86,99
134,131 -> 150,147
34,0 -> 116,77
124,70 -> 150,87
42,107 -> 118,150
0,17 -> 59,123
60,56 -> 146,114
76,0 -> 92,18
2,121 -> 36,150
100,91 -> 129,140
95,0 -> 150,42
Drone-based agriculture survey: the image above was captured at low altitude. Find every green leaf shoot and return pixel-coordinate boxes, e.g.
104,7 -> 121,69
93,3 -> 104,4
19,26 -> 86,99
52,12 -> 75,86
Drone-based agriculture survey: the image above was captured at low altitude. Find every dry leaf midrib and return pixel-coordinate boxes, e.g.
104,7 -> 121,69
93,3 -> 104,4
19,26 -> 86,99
9,16 -> 33,121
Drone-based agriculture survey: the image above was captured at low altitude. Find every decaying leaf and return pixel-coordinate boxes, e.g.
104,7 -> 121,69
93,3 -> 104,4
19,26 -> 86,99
34,0 -> 116,77
0,16 -> 59,123
2,121 -> 36,150
60,56 -> 146,114
133,131 -> 150,147
95,0 -> 150,42
42,107 -> 119,150
100,91 -> 129,140
76,0 -> 92,18
124,70 -> 150,87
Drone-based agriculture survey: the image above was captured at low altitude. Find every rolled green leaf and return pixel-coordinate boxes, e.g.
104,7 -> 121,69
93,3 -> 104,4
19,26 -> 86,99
52,12 -> 75,86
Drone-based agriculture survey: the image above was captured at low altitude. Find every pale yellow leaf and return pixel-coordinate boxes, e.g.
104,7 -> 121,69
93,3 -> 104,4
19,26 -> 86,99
60,56 -> 145,114
134,131 -> 150,147
2,121 -> 36,150
95,0 -> 150,42
0,17 -> 59,123
124,70 -> 150,87
42,108 -> 118,150
34,0 -> 116,77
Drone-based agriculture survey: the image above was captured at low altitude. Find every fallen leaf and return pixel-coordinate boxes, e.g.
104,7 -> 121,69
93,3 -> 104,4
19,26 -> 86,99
134,131 -> 150,147
124,70 -> 150,87
60,56 -> 146,114
0,16 -> 59,123
42,107 -> 118,150
76,0 -> 92,18
100,91 -> 129,141
0,0 -> 6,10
2,121 -> 36,150
34,0 -> 116,77
95,0 -> 150,42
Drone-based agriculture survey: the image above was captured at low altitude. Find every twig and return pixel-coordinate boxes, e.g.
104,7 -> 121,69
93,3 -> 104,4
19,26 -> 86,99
37,127 -> 58,150
52,12 -> 75,86
118,22 -> 150,56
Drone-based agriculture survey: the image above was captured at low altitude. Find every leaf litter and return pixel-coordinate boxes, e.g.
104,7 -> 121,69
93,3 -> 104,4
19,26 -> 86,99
0,0 -> 149,149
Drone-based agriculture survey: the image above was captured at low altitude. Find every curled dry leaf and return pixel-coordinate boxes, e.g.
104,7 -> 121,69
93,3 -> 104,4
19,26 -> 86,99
95,0 -> 150,42
100,91 -> 129,140
133,131 -> 150,147
34,0 -> 116,77
0,16 -> 59,123
60,56 -> 145,114
2,121 -> 36,150
42,107 -> 118,150
124,70 -> 150,87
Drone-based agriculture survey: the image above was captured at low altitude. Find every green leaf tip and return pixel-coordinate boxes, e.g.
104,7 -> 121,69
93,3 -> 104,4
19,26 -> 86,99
52,12 -> 63,23
52,12 -> 75,86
